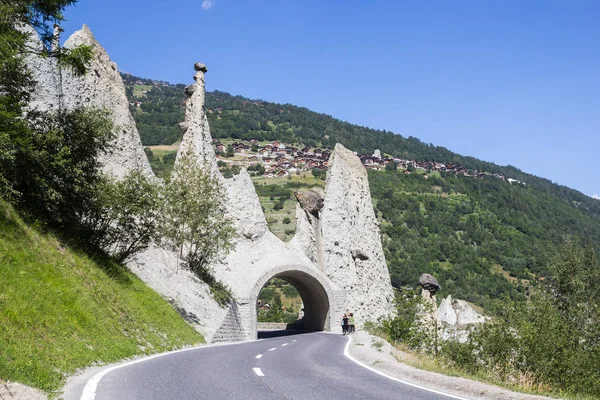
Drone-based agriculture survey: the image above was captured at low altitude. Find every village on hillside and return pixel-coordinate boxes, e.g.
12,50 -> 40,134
213,139 -> 512,182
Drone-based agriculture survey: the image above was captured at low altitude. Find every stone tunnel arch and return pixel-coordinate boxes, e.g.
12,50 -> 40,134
247,265 -> 342,337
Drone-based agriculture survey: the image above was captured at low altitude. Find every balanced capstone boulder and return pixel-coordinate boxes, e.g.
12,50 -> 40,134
419,273 -> 441,293
294,189 -> 324,217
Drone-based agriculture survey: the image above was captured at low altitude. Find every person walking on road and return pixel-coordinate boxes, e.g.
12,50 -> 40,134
348,312 -> 355,334
342,314 -> 349,335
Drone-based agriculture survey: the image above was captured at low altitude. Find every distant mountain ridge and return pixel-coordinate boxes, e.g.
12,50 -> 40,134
120,72 -> 600,221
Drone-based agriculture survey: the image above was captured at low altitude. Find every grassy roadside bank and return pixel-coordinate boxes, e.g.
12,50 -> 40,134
394,347 -> 597,400
364,331 -> 597,400
0,200 -> 204,395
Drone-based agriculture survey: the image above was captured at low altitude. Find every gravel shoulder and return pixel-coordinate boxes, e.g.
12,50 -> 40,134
347,331 -> 558,400
0,380 -> 47,400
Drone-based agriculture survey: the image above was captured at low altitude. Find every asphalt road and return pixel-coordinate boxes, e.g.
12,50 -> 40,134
90,331 -> 460,400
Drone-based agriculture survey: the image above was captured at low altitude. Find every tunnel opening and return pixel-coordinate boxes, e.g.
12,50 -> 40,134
255,270 -> 330,335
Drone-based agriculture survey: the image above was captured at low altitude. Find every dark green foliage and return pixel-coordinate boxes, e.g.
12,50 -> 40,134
218,163 -> 241,179
121,73 -> 600,227
247,163 -> 265,176
258,287 -> 276,301
283,312 -> 299,324
89,171 -> 161,263
254,184 -> 293,198
257,279 -> 301,324
161,154 -> 236,281
366,286 -> 425,346
282,217 -> 291,224
369,170 -> 600,310
128,83 -> 185,145
6,109 -> 114,234
262,294 -> 284,322
1,0 -> 93,197
440,240 -> 600,396
272,199 -> 284,211
282,284 -> 299,297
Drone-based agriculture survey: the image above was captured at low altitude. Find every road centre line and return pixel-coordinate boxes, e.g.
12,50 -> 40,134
255,354 -> 263,359
253,367 -> 265,377
281,343 -> 288,346
292,339 -> 297,342
268,347 -> 277,351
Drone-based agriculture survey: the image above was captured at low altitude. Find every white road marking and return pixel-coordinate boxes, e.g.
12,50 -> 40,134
343,336 -> 471,400
78,340 -> 258,400
253,367 -> 265,377
255,354 -> 263,359
281,343 -> 288,347
268,347 -> 277,351
292,339 -> 297,342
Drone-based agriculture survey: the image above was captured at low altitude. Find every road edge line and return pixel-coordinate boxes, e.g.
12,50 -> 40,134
343,336 -> 471,400
79,340 -> 255,400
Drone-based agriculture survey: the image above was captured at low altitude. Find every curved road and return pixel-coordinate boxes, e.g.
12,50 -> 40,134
86,332 -> 462,400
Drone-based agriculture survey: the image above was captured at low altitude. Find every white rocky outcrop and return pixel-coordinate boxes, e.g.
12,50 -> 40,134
25,25 -> 397,342
175,63 -> 219,175
437,295 -> 486,326
437,295 -> 487,342
24,26 -> 225,341
172,64 -> 394,338
22,25 -> 61,114
127,246 -> 228,342
288,204 -> 319,264
320,144 -> 395,322
62,25 -> 153,179
24,25 -> 153,180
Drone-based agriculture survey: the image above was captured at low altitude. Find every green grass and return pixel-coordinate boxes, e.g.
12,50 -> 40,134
133,84 -> 153,97
0,200 -> 203,394
149,148 -> 177,158
252,174 -> 325,241
396,350 -> 596,400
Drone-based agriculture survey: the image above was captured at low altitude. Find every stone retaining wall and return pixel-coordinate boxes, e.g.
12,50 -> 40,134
257,322 -> 288,330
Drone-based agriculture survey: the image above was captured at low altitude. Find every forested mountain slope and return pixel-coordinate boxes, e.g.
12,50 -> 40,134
122,73 -> 600,220
369,169 -> 600,309
122,73 -> 600,310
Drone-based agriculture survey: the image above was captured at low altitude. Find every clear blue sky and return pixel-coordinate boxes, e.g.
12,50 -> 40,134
61,0 -> 600,198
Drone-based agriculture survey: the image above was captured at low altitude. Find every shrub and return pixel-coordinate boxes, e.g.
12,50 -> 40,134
161,153 -> 236,288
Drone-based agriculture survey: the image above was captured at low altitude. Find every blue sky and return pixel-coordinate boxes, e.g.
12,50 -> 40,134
62,1 -> 600,198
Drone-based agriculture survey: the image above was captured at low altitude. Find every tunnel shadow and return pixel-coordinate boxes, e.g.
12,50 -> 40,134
257,329 -> 317,339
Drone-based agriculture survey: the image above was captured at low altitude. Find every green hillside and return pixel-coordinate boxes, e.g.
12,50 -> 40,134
0,200 -> 203,393
122,72 -> 600,222
369,169 -> 600,309
121,72 -> 600,311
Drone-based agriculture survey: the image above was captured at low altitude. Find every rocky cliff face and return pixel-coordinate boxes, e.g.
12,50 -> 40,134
437,295 -> 487,342
24,25 -> 152,180
174,64 -> 394,337
438,295 -> 486,326
24,26 -> 226,341
175,63 -> 219,175
320,144 -> 395,321
23,25 -> 61,114
25,25 -> 396,341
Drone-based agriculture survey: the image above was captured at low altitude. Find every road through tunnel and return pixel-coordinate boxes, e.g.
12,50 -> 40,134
255,269 -> 331,332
